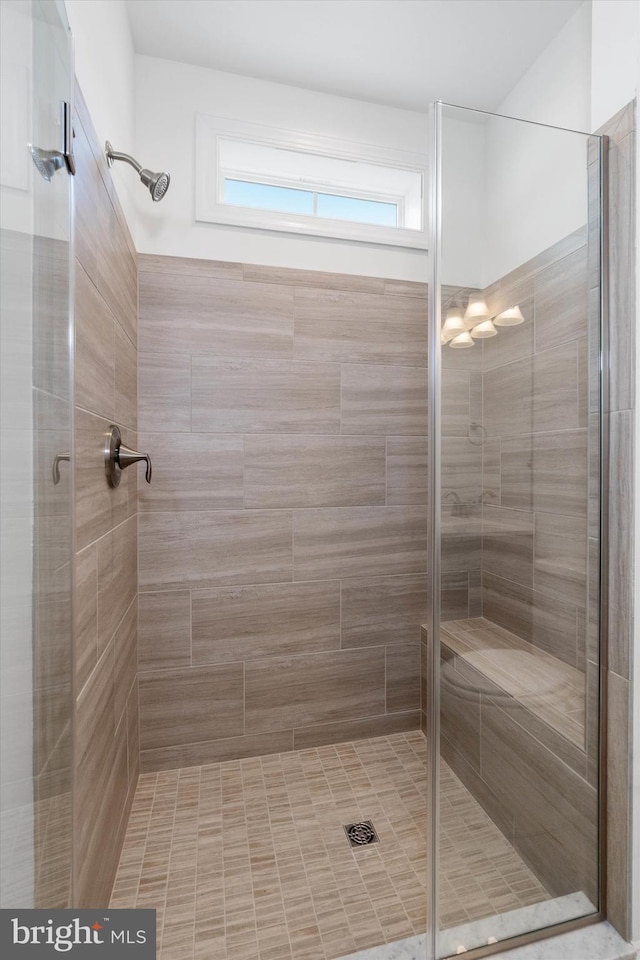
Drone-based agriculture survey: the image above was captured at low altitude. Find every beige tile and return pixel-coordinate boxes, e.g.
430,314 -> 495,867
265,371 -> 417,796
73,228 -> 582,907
138,352 -> 191,433
141,731 -> 294,773
115,322 -> 137,431
97,515 -> 137,654
127,679 -> 140,788
441,656 -> 481,772
532,342 -> 579,434
139,273 -> 293,359
608,410 -> 633,679
139,253 -> 243,281
293,506 -> 427,580
245,648 -> 386,732
501,437 -> 533,511
33,236 -> 71,400
482,439 -> 501,504
441,573 -> 470,621
532,430 -> 588,517
139,664 -> 244,750
481,297 -> 534,372
386,642 -> 420,712
607,131 -> 636,412
441,437 -> 483,504
442,370 -> 472,437
139,510 -> 293,590
244,435 -> 385,508
96,186 -> 137,348
386,437 -> 428,505
292,713 -> 420,749
138,434 -> 244,511
114,597 -> 137,725
384,279 -> 427,299
243,263 -> 385,294
607,671 -> 632,937
139,590 -> 192,671
75,260 -> 115,418
482,504 -> 534,587
75,543 -> 98,692
483,356 -> 533,439
73,115 -> 99,283
534,513 -> 587,606
192,581 -> 340,663
534,245 -> 588,352
191,358 -> 341,434
341,574 -> 427,648
293,287 -> 426,366
75,409 -> 133,552
341,363 -> 428,435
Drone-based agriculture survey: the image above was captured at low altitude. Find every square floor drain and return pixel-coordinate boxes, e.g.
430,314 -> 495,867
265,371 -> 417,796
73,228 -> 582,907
344,820 -> 379,847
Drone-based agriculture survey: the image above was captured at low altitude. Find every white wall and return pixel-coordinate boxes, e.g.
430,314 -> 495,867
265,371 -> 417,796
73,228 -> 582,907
482,1 -> 592,285
591,0 -> 640,945
64,0 -> 136,232
134,55 -> 433,280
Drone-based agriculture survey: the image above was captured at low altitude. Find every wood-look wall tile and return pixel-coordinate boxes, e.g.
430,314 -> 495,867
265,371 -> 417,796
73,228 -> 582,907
33,236 -> 70,402
482,439 -> 501,504
293,288 -> 426,366
139,253 -> 243,281
75,260 -> 115,418
114,323 -> 137,431
482,505 -> 534,587
140,730 -> 294,773
245,648 -> 385,733
534,245 -> 588,352
501,437 -> 532,510
72,115 -> 99,283
126,679 -> 140,789
293,506 -> 427,581
441,573 -> 470,621
341,363 -> 427,435
607,671 -> 631,936
483,356 -> 533,439
139,273 -> 293,358
608,410 -> 633,679
293,712 -> 420,750
532,430 -> 587,517
440,656 -> 481,771
243,263 -> 385,294
96,188 -> 137,348
341,574 -> 428,648
139,510 -> 293,590
97,515 -> 137,656
441,733 -> 514,842
386,642 -> 420,712
386,437 -> 428,505
384,279 -> 427,299
607,132 -> 636,413
138,590 -> 192,671
75,543 -> 98,692
577,335 -> 589,427
138,433 -> 244,511
192,581 -> 340,663
113,597 -> 136,725
482,298 -> 534,372
192,358 -> 341,434
442,370 -> 471,437
245,435 -> 385,509
532,342 -> 578,433
75,409 -> 132,551
139,663 -> 244,750
441,437 -> 482,503
482,570 -> 578,666
534,513 -> 587,606
138,352 -> 191,433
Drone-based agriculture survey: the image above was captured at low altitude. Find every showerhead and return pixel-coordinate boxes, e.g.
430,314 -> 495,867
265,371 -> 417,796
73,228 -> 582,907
105,141 -> 171,202
139,168 -> 171,202
29,144 -> 66,182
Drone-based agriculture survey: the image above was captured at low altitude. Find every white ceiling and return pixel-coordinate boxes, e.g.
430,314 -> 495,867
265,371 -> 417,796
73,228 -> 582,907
125,0 -> 584,114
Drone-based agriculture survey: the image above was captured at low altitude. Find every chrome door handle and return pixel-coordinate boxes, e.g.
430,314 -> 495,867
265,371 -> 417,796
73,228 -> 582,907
105,425 -> 152,488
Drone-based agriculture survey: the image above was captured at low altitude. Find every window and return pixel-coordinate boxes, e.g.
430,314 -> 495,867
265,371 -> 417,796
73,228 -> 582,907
196,115 -> 427,248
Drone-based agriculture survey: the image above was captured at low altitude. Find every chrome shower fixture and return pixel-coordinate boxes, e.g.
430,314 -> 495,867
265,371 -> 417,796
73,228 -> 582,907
105,141 -> 170,202
29,144 -> 66,182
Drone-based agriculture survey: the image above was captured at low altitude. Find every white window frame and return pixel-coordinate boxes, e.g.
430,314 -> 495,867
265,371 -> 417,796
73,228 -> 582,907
195,114 -> 428,249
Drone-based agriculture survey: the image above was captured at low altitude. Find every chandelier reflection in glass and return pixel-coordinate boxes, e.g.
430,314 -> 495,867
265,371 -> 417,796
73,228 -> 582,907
441,296 -> 525,349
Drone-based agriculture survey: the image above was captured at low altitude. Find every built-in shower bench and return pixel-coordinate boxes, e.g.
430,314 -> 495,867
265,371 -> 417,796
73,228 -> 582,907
436,617 -> 585,746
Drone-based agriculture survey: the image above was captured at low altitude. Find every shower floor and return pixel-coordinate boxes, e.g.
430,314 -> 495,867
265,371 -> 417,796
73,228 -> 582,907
110,731 -> 549,960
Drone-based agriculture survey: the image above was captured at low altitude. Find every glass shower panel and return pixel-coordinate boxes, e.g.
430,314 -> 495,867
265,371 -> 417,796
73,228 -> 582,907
432,102 -> 602,957
0,0 -> 73,907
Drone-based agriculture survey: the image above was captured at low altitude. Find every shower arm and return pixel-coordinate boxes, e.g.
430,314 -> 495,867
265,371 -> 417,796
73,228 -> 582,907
105,142 -> 142,174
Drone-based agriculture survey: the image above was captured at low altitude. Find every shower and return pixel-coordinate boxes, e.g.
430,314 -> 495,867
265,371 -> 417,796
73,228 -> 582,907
105,140 -> 170,201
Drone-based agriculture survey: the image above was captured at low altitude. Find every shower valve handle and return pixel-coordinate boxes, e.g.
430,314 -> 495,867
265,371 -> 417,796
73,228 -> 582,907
105,425 -> 152,487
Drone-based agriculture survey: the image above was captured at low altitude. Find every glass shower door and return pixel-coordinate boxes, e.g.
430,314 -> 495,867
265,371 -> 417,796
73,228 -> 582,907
0,0 -> 74,908
428,102 -> 603,957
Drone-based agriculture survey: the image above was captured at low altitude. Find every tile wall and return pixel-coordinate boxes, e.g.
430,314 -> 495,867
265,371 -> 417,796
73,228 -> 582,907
72,86 -> 139,906
137,258 -> 429,771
